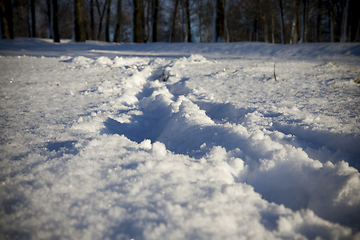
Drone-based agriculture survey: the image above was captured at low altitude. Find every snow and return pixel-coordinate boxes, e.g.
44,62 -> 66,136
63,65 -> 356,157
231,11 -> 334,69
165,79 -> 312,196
1,38 -> 360,239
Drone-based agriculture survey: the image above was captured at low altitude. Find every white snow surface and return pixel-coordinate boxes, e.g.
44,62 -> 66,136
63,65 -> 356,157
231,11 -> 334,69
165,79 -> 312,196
1,38 -> 360,239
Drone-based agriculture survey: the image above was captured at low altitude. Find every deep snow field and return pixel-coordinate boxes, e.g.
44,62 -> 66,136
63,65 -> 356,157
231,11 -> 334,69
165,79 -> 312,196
1,38 -> 360,240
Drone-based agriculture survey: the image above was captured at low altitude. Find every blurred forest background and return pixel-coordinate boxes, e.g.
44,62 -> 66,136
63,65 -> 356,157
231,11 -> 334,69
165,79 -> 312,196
1,0 -> 359,43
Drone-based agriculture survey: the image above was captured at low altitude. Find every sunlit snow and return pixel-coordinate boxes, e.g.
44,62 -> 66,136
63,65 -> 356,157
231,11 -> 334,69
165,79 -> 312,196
1,38 -> 360,239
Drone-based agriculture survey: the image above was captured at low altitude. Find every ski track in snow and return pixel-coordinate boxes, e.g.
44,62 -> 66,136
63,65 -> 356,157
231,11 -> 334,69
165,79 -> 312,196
1,39 -> 360,239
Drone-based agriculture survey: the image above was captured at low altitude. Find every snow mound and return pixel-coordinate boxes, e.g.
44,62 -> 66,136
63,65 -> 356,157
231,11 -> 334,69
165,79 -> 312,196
95,56 -> 113,66
187,54 -> 207,62
113,56 -> 148,68
71,56 -> 94,65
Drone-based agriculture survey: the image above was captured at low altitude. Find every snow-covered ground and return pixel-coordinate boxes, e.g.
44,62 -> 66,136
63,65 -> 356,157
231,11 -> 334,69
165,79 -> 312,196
1,38 -> 360,239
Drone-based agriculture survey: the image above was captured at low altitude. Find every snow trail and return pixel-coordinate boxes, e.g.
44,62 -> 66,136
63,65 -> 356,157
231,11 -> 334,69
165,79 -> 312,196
96,55 -> 360,230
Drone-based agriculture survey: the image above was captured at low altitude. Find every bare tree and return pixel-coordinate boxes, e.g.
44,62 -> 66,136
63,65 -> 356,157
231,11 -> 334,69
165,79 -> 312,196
11,0 -> 29,37
184,0 -> 191,42
197,0 -> 202,42
90,0 -> 95,40
169,0 -> 179,42
113,0 -> 122,42
52,0 -> 60,42
6,0 -> 360,44
250,17 -> 257,41
46,0 -> 52,38
132,0 -> 142,42
263,0 -> 270,43
271,11 -> 275,43
299,0 -> 308,42
315,0 -> 322,42
152,0 -> 159,42
96,0 -> 108,41
224,0 -> 229,42
0,0 -> 14,39
105,0 -> 112,42
355,16 -> 360,42
30,0 -> 36,37
296,0 -> 301,42
324,0 -> 335,42
290,0 -> 297,43
74,0 -> 87,42
212,0 -> 225,42
278,0 -> 285,44
340,0 -> 349,42
131,0 -> 151,43
144,0 -> 151,42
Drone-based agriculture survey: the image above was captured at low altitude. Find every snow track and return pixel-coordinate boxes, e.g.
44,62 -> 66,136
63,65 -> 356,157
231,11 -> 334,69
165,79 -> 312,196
96,56 -> 360,231
1,40 -> 360,239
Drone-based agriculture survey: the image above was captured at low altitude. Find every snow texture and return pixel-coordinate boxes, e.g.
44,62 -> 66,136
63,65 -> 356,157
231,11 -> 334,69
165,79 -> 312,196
1,38 -> 360,240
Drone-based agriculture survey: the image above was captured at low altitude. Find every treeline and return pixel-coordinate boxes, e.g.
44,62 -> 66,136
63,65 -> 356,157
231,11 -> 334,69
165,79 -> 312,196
1,0 -> 359,43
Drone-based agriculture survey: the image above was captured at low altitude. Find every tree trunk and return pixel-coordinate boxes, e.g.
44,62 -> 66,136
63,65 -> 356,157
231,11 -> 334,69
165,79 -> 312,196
145,0 -> 151,42
105,0 -> 112,42
113,0 -> 122,42
26,0 -> 31,36
198,0 -> 202,42
74,0 -> 87,42
330,5 -> 335,42
18,0 -> 30,37
96,0 -> 107,41
278,0 -> 285,44
47,0 -> 52,39
90,0 -> 95,40
296,0 -> 300,42
290,0 -> 296,43
140,0 -> 147,42
355,17 -> 360,42
169,0 -> 179,42
325,0 -> 336,42
152,0 -> 159,42
184,0 -> 191,42
0,0 -> 14,39
305,0 -> 309,42
291,16 -> 296,43
340,0 -> 349,42
133,0 -> 142,42
271,11 -> 275,43
316,0 -> 322,42
299,0 -> 307,42
180,3 -> 184,41
52,0 -> 60,42
212,0 -> 225,42
211,0 -> 215,42
348,24 -> 351,42
224,0 -> 230,42
30,0 -> 36,37
300,0 -> 307,42
250,19 -> 256,41
264,12 -> 269,43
